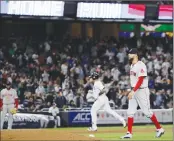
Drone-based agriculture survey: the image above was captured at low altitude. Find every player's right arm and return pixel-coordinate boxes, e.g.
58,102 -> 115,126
0,89 -> 4,110
13,90 -> 19,109
133,62 -> 147,92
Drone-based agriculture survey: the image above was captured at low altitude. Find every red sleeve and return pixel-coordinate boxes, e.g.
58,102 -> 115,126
133,76 -> 144,92
15,98 -> 19,109
0,99 -> 3,108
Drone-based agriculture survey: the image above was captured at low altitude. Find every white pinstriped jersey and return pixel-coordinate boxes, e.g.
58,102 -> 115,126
92,80 -> 104,100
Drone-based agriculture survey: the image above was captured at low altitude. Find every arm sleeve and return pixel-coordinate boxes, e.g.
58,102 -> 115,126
0,90 -> 2,108
0,99 -> 2,108
15,99 -> 19,109
14,90 -> 19,108
138,64 -> 147,77
133,76 -> 144,92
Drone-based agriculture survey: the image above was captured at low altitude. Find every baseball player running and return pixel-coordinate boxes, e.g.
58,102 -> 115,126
88,72 -> 126,131
121,48 -> 164,139
0,82 -> 19,130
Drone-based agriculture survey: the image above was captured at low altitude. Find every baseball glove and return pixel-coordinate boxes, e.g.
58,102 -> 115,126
10,108 -> 17,114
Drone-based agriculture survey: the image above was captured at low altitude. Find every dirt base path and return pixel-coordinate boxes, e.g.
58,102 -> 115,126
72,127 -> 172,134
1,129 -> 99,141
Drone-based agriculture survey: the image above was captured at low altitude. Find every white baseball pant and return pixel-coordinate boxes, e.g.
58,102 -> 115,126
54,116 -> 61,127
91,94 -> 124,129
127,88 -> 153,118
1,104 -> 14,129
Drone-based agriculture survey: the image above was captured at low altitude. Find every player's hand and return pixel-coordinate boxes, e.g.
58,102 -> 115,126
128,90 -> 135,100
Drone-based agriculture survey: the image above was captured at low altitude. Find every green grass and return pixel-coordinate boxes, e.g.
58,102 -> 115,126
56,124 -> 173,140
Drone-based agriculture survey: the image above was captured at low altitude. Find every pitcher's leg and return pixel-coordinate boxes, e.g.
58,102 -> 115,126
1,105 -> 8,129
121,97 -> 138,139
127,98 -> 138,134
136,88 -> 164,138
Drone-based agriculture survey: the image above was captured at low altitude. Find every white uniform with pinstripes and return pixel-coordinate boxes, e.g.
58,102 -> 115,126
128,61 -> 153,118
91,80 -> 125,129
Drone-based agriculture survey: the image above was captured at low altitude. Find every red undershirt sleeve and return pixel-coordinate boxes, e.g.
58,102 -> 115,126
15,98 -> 19,109
0,99 -> 2,108
133,76 -> 144,92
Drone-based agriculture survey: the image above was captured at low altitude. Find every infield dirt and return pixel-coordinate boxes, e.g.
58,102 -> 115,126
1,129 -> 99,141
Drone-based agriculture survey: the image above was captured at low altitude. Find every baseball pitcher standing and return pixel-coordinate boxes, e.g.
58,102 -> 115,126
0,82 -> 19,130
121,48 -> 164,139
88,72 -> 126,131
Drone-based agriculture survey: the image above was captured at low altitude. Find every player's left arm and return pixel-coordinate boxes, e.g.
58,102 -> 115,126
133,64 -> 147,92
14,90 -> 19,109
0,90 -> 3,110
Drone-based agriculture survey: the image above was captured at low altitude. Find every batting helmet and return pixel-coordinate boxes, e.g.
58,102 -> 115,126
89,71 -> 99,80
128,48 -> 138,54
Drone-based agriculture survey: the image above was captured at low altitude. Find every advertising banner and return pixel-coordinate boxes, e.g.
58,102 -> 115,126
77,2 -> 121,19
140,24 -> 173,32
76,3 -> 145,19
121,4 -> 145,19
67,109 -> 172,126
3,113 -> 54,129
158,5 -> 173,20
68,111 -> 91,126
0,1 -> 65,17
97,109 -> 173,124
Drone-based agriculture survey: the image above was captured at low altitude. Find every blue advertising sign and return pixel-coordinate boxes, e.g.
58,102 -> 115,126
68,111 -> 91,126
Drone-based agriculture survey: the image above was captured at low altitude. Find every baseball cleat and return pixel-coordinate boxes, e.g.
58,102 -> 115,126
156,128 -> 165,138
87,127 -> 97,132
120,132 -> 132,139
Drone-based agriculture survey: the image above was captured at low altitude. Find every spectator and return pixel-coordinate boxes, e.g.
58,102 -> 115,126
74,93 -> 84,108
154,90 -> 163,109
42,70 -> 50,82
35,82 -> 45,96
0,31 -> 172,111
54,89 -> 66,109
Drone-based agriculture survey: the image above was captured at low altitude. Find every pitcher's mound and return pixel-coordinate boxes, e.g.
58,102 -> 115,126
1,129 -> 98,141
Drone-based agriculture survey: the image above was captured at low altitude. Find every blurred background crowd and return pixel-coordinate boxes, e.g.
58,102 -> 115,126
0,32 -> 173,112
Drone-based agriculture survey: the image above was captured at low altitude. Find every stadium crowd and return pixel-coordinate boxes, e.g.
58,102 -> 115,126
0,33 -> 173,112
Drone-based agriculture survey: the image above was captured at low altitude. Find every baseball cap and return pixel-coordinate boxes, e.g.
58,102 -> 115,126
6,81 -> 12,85
53,102 -> 57,106
128,48 -> 138,54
